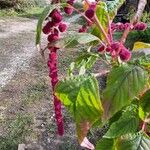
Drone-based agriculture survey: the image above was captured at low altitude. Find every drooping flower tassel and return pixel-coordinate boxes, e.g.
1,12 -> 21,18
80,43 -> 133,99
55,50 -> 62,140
47,47 -> 64,136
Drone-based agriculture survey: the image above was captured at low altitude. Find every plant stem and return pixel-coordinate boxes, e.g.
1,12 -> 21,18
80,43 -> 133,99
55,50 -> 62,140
94,14 -> 111,45
142,121 -> 147,131
107,15 -> 113,42
71,5 -> 93,24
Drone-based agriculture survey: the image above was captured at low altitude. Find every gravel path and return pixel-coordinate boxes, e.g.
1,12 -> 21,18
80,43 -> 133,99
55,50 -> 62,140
0,17 -> 37,90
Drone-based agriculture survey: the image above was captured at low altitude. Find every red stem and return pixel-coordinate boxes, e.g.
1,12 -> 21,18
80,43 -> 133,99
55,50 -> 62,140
48,47 -> 64,136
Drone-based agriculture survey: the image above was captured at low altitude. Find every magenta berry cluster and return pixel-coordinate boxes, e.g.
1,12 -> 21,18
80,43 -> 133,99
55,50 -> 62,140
111,22 -> 147,32
98,42 -> 131,62
42,8 -> 69,136
47,47 -> 64,136
42,9 -> 67,43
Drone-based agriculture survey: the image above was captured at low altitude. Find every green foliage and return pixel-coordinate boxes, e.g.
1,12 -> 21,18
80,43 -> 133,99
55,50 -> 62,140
55,75 -> 103,143
96,138 -> 115,150
91,2 -> 108,40
140,90 -> 150,117
104,104 -> 139,138
0,114 -> 33,150
106,0 -> 125,20
103,65 -> 148,119
117,132 -> 150,150
55,32 -> 100,48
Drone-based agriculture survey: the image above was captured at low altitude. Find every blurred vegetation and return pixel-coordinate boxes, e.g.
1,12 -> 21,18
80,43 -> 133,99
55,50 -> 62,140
0,113 -> 33,150
0,0 -> 47,10
0,0 -> 47,18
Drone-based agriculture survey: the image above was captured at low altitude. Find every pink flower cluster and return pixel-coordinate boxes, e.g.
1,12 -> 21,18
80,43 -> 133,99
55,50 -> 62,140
111,22 -> 147,31
42,8 -> 69,136
42,9 -> 67,43
98,42 -> 131,62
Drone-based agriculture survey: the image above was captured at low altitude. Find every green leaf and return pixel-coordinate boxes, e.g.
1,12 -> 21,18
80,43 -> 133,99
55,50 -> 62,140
139,90 -> 150,116
96,138 -> 115,150
55,75 -> 103,143
91,2 -> 109,40
106,0 -> 125,20
117,132 -> 150,150
103,65 -> 148,119
104,105 -> 139,138
54,32 -> 100,48
76,52 -> 99,68
36,4 -> 64,45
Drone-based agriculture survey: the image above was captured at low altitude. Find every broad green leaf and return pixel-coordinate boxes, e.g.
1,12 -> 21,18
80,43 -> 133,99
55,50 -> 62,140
106,0 -> 125,20
103,65 -> 148,119
75,52 -> 99,69
36,4 -> 64,45
96,138 -> 115,150
139,90 -> 150,116
91,2 -> 109,40
117,132 -> 150,150
133,42 -> 150,51
104,104 -> 139,138
55,75 -> 103,143
54,32 -> 100,48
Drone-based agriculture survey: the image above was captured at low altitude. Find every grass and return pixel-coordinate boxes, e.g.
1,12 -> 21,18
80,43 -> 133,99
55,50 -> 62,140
21,79 -> 48,107
0,113 -> 33,150
0,6 -> 44,18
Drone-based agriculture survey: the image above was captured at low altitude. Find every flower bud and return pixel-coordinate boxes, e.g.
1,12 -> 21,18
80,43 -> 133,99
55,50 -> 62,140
42,21 -> 53,34
98,45 -> 105,52
111,42 -> 121,53
58,23 -> 67,32
134,22 -> 147,31
106,46 -> 112,52
50,9 -> 62,24
64,7 -> 73,15
85,8 -> 95,19
47,34 -> 59,42
119,48 -> 131,62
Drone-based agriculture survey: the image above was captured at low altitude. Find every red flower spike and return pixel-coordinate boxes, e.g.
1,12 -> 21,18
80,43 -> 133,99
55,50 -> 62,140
85,8 -> 95,19
64,7 -> 73,15
47,47 -> 64,136
58,23 -> 67,32
119,48 -> 131,62
98,45 -> 105,52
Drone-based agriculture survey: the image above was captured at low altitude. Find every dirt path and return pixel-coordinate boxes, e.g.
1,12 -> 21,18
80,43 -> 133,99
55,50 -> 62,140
0,17 -> 37,90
